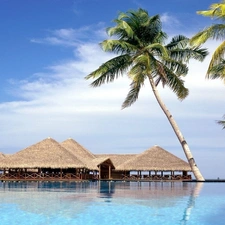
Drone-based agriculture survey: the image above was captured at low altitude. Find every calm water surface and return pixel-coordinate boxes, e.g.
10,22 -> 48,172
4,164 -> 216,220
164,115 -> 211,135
0,181 -> 224,225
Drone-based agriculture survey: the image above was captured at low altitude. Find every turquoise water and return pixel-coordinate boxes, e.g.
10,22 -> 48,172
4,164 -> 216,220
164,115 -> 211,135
0,181 -> 224,225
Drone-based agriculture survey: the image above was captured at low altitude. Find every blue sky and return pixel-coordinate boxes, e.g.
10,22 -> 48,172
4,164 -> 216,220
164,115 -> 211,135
0,0 -> 224,179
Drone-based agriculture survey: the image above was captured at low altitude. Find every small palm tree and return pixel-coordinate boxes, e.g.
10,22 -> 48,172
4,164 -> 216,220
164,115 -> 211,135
86,9 -> 208,181
190,1 -> 225,129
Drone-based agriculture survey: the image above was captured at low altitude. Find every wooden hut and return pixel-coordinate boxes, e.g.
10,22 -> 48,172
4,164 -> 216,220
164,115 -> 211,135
61,139 -> 116,179
61,138 -> 96,162
95,154 -> 135,179
88,157 -> 115,179
0,137 -> 86,180
0,138 -> 193,181
116,145 -> 192,180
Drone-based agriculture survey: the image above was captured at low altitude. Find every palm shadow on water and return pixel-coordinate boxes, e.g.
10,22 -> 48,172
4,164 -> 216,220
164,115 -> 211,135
180,182 -> 204,225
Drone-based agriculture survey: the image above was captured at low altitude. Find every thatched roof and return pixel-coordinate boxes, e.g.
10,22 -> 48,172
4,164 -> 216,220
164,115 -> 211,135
0,137 -> 85,169
61,138 -> 96,164
0,152 -> 6,159
95,154 -> 136,168
87,157 -> 115,170
0,152 -> 6,167
116,145 -> 191,171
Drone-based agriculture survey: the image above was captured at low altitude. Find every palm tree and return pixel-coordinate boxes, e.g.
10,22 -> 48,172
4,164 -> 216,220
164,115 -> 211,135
86,9 -> 207,181
190,1 -> 225,129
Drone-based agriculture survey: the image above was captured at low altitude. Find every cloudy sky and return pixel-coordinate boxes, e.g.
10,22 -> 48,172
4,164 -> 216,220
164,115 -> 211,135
0,0 -> 224,179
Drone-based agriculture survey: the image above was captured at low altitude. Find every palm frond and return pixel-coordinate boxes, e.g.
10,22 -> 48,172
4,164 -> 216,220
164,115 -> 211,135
122,80 -> 142,109
145,43 -> 169,59
128,8 -> 150,26
166,35 -> 189,50
163,59 -> 188,77
190,29 -> 211,46
207,41 -> 225,72
210,24 -> 225,40
197,2 -> 225,20
144,15 -> 165,44
148,59 -> 188,99
217,114 -> 225,129
171,47 -> 208,63
168,36 -> 208,62
101,39 -> 137,54
190,24 -> 225,46
207,59 -> 225,82
122,61 -> 147,108
164,67 -> 189,100
85,54 -> 132,87
128,61 -> 147,81
109,19 -> 134,39
188,46 -> 209,61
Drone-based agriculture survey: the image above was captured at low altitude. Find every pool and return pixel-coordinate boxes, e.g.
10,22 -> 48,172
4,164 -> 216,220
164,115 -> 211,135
0,181 -> 224,225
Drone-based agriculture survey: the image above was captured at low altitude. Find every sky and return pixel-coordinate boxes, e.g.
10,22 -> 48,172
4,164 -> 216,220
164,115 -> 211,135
0,0 -> 224,179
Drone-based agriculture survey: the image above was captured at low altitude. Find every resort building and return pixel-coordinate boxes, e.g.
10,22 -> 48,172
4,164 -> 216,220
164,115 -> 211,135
0,137 -> 192,181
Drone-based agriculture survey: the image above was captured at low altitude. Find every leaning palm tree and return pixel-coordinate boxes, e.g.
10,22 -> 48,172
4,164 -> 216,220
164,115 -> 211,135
190,1 -> 225,129
86,9 -> 207,181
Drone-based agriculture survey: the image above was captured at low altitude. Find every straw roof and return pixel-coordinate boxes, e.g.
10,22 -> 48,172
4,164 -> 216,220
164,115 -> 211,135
95,154 -> 136,168
116,145 -> 191,171
0,137 -> 191,172
0,152 -> 6,167
61,138 -> 96,164
0,152 -> 6,159
87,157 -> 115,170
0,137 -> 85,169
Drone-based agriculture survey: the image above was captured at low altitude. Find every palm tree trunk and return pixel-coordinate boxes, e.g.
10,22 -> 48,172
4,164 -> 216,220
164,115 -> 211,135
148,76 -> 205,181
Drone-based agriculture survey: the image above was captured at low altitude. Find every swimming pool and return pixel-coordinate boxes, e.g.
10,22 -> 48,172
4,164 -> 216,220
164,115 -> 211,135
0,181 -> 224,225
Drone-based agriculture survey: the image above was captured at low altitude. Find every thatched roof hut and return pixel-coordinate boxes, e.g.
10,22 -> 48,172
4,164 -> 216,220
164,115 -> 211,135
60,139 -> 116,172
61,138 -> 96,164
0,137 -> 85,169
116,145 -> 191,171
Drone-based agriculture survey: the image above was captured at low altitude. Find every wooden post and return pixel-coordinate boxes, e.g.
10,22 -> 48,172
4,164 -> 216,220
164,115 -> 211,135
183,171 -> 187,176
60,168 -> 62,179
99,165 -> 101,179
109,165 -> 111,179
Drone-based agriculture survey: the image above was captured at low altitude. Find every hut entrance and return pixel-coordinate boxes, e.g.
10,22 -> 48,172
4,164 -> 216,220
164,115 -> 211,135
98,159 -> 115,179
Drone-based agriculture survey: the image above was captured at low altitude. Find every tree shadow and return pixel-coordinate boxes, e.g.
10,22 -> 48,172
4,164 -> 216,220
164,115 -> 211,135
180,182 -> 204,224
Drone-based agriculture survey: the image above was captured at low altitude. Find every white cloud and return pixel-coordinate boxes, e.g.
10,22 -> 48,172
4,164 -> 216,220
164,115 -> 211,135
161,13 -> 181,30
30,25 -> 106,47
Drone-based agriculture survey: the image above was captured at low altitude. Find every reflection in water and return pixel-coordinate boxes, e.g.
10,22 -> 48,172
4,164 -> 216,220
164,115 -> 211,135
180,182 -> 204,224
1,181 -> 225,225
98,181 -> 115,202
0,181 -> 199,219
